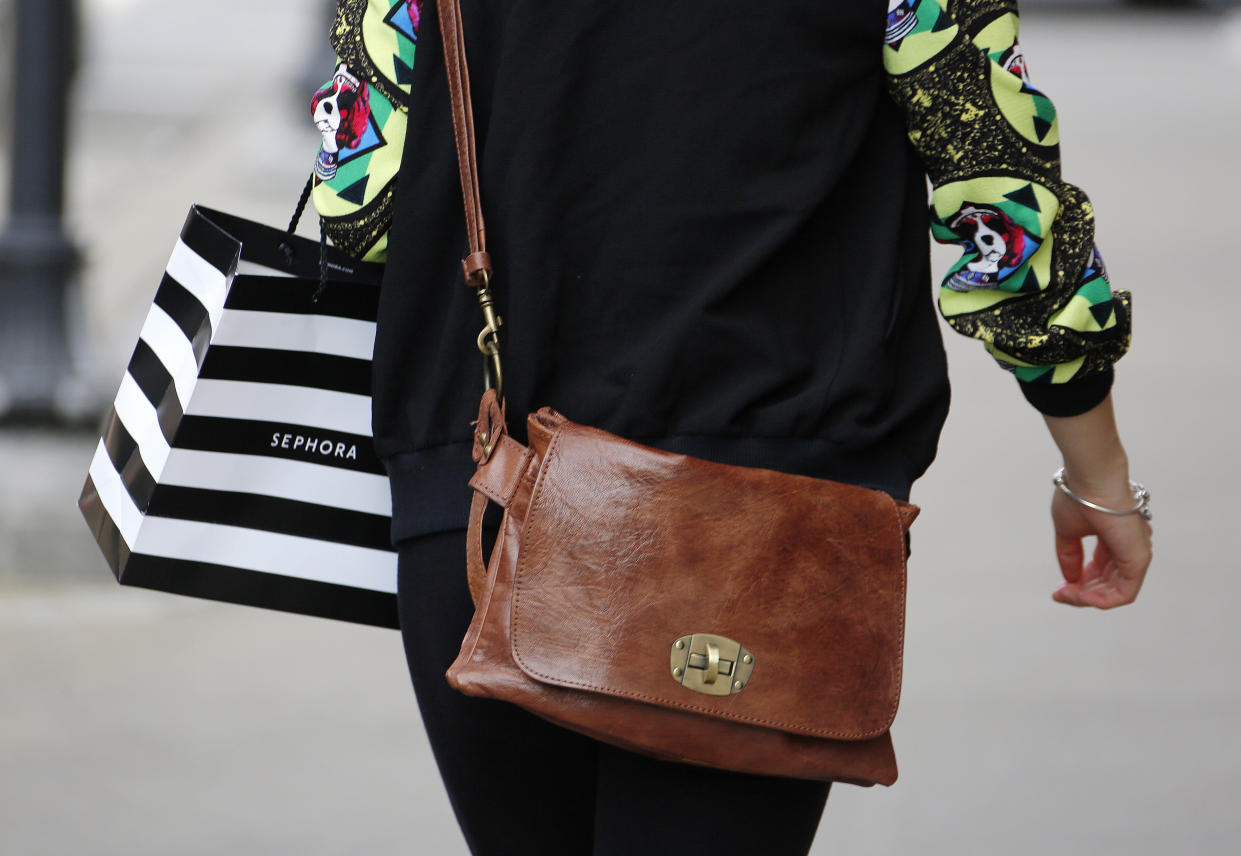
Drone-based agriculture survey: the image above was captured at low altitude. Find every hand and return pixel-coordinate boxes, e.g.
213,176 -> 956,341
1050,486 -> 1152,609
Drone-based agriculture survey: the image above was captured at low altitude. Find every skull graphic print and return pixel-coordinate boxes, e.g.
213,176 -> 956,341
945,204 -> 1035,291
311,63 -> 372,181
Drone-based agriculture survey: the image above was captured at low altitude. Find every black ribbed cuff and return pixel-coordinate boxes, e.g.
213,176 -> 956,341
1017,366 -> 1114,417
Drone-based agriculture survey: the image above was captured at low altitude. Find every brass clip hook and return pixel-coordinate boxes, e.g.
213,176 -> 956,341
473,271 -> 504,399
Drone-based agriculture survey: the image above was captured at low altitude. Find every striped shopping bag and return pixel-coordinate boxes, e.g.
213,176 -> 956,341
79,206 -> 398,627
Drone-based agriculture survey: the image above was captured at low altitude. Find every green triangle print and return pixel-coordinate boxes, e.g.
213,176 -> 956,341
1003,184 -> 1041,213
394,54 -> 414,86
337,175 -> 369,205
1089,300 -> 1114,328
931,10 -> 954,33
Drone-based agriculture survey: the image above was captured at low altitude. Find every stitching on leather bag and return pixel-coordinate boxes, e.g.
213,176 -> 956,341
879,493 -> 908,730
509,423 -> 903,740
440,12 -> 471,235
499,445 -> 535,505
469,439 -> 532,505
512,425 -> 562,586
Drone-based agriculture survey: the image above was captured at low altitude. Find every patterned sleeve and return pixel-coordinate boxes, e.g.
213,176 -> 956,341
883,0 -> 1131,416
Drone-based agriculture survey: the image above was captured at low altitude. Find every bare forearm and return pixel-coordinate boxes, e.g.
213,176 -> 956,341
1042,394 -> 1132,502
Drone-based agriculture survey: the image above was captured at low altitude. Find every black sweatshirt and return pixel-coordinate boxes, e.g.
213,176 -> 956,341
374,1 -> 955,540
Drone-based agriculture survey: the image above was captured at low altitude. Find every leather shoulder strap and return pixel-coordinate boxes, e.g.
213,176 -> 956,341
437,0 -> 492,287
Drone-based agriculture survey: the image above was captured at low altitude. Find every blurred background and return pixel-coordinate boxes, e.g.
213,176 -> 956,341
1,1 -> 1239,853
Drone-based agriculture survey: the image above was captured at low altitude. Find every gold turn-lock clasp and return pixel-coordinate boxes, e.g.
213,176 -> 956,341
670,633 -> 754,696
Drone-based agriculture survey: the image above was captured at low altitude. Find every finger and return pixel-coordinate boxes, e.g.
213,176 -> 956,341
1057,580 -> 1116,607
1084,538 -> 1115,580
1080,587 -> 1132,609
1059,573 -> 1138,610
1055,533 -> 1084,583
1052,582 -> 1090,607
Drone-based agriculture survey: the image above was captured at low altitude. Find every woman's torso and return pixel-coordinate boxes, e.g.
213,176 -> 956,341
373,0 -> 949,540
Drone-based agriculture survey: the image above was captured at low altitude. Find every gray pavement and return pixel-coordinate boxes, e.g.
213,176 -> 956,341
2,3 -> 1241,854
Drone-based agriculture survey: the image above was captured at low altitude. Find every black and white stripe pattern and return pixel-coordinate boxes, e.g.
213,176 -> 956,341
80,207 -> 398,628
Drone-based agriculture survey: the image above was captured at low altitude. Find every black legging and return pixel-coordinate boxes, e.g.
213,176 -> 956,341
397,530 -> 831,856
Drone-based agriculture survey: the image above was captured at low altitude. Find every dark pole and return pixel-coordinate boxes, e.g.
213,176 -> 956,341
0,0 -> 82,422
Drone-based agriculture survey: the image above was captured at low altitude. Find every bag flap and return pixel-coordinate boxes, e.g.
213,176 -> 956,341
509,421 -> 910,741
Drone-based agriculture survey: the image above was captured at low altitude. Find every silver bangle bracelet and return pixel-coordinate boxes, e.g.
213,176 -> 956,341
1052,467 -> 1152,521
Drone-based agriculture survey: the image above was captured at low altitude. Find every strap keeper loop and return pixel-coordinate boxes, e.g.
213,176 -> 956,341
462,252 -> 492,287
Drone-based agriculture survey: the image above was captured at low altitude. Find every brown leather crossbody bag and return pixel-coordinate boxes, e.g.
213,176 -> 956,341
434,0 -> 918,786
